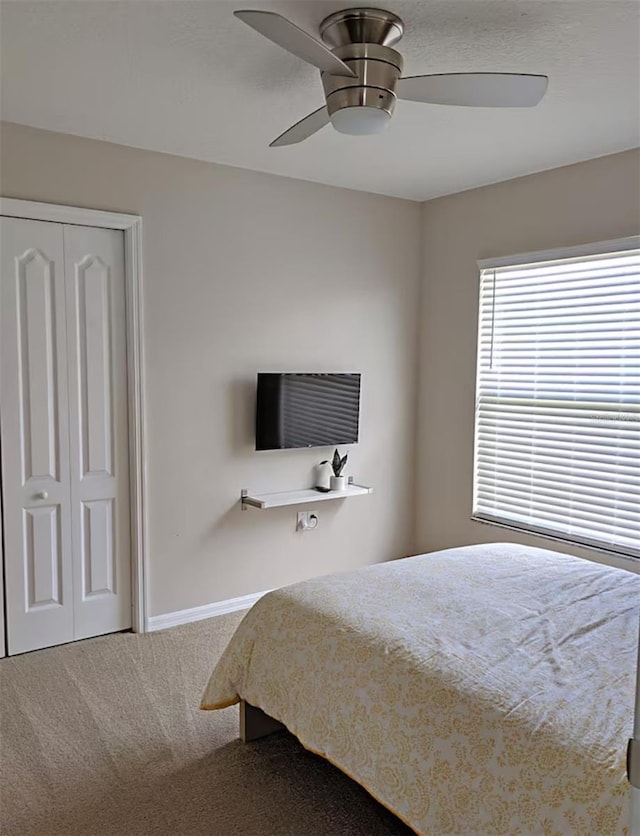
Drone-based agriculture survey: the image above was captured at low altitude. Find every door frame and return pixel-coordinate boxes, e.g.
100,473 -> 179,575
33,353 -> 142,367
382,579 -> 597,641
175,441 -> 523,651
0,198 -> 148,634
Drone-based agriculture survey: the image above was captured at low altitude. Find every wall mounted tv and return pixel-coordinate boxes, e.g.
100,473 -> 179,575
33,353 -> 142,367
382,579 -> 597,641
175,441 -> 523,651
256,373 -> 361,451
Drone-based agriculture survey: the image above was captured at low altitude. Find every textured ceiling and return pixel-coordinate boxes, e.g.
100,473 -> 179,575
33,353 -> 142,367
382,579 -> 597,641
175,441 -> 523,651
1,0 -> 639,201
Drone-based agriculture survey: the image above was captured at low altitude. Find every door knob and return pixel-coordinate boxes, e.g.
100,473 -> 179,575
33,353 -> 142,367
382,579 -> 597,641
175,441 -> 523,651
35,491 -> 49,500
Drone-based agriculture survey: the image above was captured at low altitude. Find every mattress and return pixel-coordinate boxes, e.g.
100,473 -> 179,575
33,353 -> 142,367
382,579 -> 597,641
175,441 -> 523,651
201,543 -> 639,835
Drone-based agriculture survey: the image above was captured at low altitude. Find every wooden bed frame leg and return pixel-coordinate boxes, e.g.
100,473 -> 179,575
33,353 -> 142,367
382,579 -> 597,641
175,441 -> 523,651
239,700 -> 285,743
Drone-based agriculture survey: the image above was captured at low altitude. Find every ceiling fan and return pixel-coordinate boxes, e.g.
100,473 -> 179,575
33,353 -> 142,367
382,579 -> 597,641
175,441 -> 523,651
234,7 -> 549,147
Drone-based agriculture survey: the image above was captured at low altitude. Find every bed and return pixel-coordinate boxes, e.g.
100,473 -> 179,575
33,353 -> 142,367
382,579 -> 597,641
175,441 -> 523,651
201,543 -> 639,835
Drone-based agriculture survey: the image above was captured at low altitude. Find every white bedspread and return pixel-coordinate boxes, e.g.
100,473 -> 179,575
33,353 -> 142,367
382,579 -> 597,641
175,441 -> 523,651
201,543 -> 639,835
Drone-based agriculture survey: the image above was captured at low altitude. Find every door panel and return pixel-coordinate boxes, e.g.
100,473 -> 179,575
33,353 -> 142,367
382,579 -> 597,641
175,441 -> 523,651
64,225 -> 131,640
18,248 -> 61,482
77,255 -> 114,478
81,498 -> 116,597
24,505 -> 63,608
1,217 -> 74,654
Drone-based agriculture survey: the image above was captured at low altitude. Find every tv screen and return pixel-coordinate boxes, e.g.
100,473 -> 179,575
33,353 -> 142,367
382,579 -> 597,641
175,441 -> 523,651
256,373 -> 361,450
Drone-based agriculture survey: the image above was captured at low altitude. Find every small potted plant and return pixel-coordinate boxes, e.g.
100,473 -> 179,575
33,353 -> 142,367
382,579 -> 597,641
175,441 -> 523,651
325,448 -> 348,491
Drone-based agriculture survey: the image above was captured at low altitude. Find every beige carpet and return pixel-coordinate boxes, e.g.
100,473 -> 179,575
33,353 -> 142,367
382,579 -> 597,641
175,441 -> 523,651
0,613 -> 411,836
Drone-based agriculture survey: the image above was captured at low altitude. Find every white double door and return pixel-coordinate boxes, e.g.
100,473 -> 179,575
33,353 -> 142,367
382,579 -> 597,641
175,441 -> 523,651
1,217 -> 131,655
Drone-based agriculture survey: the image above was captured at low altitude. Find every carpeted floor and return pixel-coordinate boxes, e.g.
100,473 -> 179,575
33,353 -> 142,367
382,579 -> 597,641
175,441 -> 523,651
0,612 -> 411,836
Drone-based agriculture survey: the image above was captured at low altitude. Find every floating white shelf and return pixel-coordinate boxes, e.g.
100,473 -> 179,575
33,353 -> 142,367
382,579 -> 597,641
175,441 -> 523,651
241,483 -> 372,510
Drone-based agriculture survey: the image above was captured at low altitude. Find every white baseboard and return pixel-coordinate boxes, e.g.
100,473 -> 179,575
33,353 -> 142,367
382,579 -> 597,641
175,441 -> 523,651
146,589 -> 270,632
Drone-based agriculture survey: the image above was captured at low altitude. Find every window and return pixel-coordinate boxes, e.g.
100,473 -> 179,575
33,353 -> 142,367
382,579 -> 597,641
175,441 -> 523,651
473,239 -> 640,558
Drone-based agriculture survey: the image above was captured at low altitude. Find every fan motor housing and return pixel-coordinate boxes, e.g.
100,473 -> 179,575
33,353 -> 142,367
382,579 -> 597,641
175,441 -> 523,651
321,43 -> 403,120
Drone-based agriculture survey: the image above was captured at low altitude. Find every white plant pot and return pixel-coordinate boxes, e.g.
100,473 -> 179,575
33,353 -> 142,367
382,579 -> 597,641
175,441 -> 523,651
330,475 -> 347,492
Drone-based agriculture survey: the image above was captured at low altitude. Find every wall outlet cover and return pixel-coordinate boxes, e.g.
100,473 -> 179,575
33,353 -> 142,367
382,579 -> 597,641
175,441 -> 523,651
296,511 -> 318,532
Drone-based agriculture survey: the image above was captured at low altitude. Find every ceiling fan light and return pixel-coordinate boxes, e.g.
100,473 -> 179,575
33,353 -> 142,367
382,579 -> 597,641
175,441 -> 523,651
330,106 -> 391,136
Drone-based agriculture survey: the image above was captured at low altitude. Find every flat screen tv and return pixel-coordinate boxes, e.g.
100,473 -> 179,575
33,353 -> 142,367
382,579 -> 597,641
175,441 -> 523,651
256,373 -> 361,450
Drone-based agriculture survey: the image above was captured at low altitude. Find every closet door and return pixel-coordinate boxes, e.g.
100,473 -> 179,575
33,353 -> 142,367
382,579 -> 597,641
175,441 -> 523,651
64,225 -> 131,639
0,217 -> 74,654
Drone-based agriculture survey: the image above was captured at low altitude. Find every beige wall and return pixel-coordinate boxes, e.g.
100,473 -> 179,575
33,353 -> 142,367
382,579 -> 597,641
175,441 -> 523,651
0,122 -> 422,617
2,122 -> 637,621
417,148 -> 640,574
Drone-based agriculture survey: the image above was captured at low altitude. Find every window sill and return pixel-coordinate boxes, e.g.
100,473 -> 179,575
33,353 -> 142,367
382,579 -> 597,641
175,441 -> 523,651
470,514 -> 639,565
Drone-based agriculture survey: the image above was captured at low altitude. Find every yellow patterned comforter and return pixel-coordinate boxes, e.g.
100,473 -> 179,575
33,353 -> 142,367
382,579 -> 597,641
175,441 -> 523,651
201,543 -> 639,835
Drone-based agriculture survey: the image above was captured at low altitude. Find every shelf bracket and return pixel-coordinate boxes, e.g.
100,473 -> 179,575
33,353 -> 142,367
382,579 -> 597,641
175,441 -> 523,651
240,489 -> 263,510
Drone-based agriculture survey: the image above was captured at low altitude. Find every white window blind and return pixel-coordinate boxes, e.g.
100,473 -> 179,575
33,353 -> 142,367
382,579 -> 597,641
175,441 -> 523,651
473,241 -> 640,558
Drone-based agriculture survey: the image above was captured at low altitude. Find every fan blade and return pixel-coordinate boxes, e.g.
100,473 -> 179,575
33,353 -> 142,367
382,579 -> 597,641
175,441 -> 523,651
234,11 -> 356,77
396,73 -> 548,107
270,106 -> 330,147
